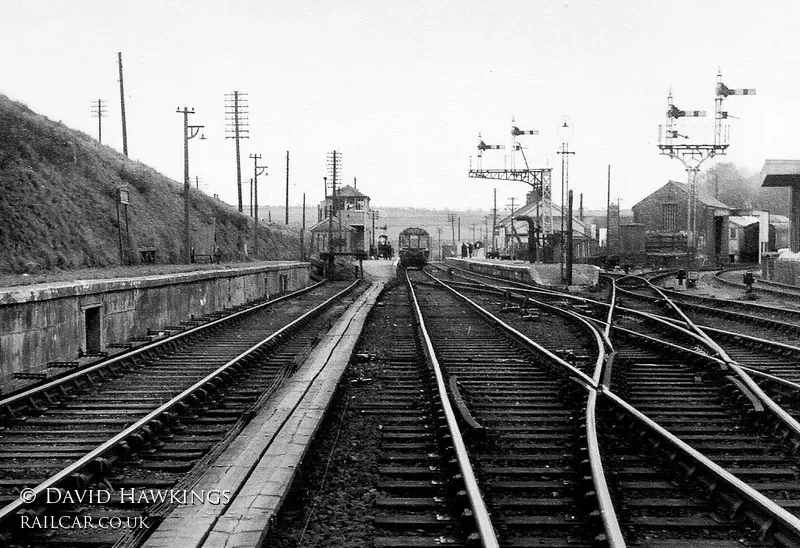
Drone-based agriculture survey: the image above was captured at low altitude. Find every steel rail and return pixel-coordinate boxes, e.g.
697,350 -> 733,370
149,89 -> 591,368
616,276 -> 734,362
422,273 -> 626,547
715,267 -> 800,298
606,307 -> 800,444
431,266 -> 617,383
0,280 -> 326,414
604,276 -> 617,340
426,274 -> 594,387
585,389 -> 626,548
603,389 -> 800,543
693,321 -> 800,357
661,284 -> 800,319
438,266 -> 800,543
738,364 -> 800,392
0,280 -> 356,526
404,272 -> 500,548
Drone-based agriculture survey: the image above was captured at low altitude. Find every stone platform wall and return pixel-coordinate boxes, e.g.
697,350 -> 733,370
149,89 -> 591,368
0,263 -> 310,379
444,258 -> 599,287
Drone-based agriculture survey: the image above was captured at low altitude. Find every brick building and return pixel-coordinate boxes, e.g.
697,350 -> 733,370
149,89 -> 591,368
631,180 -> 731,264
310,185 -> 372,259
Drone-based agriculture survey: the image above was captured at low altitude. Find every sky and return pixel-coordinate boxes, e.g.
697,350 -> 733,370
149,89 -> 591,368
2,0 -> 799,214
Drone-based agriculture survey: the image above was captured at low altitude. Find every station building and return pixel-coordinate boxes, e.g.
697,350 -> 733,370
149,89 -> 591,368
495,194 -> 597,262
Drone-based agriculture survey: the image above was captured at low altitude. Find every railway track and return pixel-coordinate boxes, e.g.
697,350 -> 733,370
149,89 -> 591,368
409,271 -> 609,547
0,281 -> 361,547
610,275 -> 800,441
273,272 -> 616,547
418,266 -> 800,546
618,275 -> 800,345
716,268 -> 800,301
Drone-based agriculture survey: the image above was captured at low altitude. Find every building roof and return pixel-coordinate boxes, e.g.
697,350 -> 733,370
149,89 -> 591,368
336,185 -> 369,198
496,200 -> 589,237
728,216 -> 758,228
772,214 -> 790,224
761,159 -> 800,187
632,180 -> 731,210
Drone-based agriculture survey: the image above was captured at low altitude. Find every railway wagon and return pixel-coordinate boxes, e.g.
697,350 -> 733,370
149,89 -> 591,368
398,227 -> 430,268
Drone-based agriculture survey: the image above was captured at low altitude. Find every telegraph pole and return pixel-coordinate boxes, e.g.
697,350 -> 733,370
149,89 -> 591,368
301,193 -> 306,261
567,190 -> 574,285
369,210 -> 379,257
327,151 -> 342,258
285,151 -> 290,224
493,188 -> 498,253
225,91 -> 249,213
91,99 -> 107,143
325,176 -> 333,272
117,52 -> 128,156
176,107 -> 204,264
447,213 -> 457,247
557,118 -> 575,282
507,197 -> 518,259
606,165 -> 611,264
250,153 -> 267,258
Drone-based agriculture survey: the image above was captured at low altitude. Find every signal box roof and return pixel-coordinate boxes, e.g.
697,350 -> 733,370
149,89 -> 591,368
762,159 -> 800,187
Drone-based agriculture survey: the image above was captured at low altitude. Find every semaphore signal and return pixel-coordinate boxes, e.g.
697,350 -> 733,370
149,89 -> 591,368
657,70 -> 755,267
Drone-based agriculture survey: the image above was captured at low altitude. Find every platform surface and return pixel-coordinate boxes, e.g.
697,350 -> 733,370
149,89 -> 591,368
142,281 -> 383,548
446,257 -> 600,286
0,261 -> 308,305
357,258 -> 397,281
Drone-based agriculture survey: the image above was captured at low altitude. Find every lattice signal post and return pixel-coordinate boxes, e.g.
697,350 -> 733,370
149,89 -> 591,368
657,71 -> 754,265
468,125 -> 553,260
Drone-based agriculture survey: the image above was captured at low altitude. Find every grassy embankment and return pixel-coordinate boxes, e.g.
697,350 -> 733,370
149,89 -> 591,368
0,94 -> 301,277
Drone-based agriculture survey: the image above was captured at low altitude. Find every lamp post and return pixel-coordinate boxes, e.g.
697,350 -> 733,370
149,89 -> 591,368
176,107 -> 205,264
557,116 -> 574,283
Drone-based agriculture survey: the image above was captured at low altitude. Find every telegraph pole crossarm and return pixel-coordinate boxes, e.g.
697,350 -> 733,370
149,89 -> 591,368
225,91 -> 250,214
176,107 -> 205,264
91,99 -> 107,143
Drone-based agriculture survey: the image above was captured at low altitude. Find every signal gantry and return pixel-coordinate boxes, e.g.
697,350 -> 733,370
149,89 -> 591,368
469,122 -> 553,243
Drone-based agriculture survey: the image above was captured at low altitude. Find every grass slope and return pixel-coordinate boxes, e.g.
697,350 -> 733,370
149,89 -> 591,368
0,94 -> 300,274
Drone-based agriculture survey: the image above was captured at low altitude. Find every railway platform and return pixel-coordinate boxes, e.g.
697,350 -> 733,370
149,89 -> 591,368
142,281 -> 384,548
357,258 -> 397,281
0,261 -> 310,393
445,257 -> 600,287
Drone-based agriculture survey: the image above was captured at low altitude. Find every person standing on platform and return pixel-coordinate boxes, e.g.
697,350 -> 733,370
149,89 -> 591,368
461,242 -> 468,258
